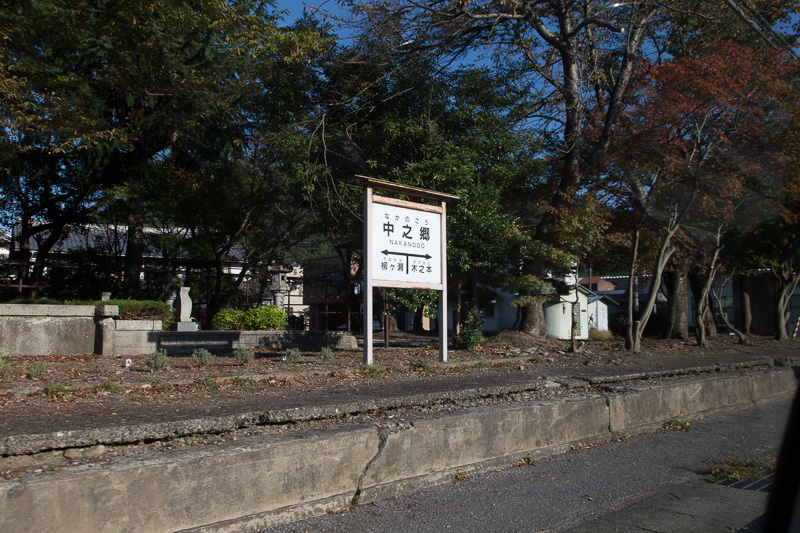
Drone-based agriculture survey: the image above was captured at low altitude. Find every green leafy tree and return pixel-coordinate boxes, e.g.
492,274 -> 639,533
1,0 -> 328,300
311,52 -> 534,333
341,0 -> 666,337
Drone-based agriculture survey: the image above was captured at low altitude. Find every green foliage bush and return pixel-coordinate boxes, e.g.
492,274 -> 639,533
9,298 -> 176,330
109,300 -> 175,330
456,311 -> 484,350
191,348 -> 216,367
9,298 -> 63,305
145,349 -> 169,371
212,308 -> 246,330
213,305 -> 287,331
243,305 -> 287,330
233,347 -> 255,365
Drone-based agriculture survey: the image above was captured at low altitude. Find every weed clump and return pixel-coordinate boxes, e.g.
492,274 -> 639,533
27,361 -> 48,379
662,419 -> 691,432
191,348 -> 216,367
320,346 -> 334,361
284,348 -> 302,362
232,347 -> 255,365
707,451 -> 776,482
0,354 -> 10,379
92,381 -> 121,394
193,377 -> 220,391
145,349 -> 169,371
39,381 -> 71,399
410,359 -> 434,372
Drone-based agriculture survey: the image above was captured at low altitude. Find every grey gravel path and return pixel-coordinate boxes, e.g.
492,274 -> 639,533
263,398 -> 792,533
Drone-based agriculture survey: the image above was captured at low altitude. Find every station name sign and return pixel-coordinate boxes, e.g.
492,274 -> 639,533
371,197 -> 442,287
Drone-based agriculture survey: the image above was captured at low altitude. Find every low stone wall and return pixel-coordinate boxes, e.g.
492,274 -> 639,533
0,304 -> 357,356
0,368 -> 795,533
0,304 -> 112,356
157,330 -> 357,354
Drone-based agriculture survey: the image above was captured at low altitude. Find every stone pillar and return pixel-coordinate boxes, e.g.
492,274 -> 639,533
174,287 -> 197,331
94,305 -> 119,356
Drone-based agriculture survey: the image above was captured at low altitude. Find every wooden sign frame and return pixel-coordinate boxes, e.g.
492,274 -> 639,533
352,176 -> 458,364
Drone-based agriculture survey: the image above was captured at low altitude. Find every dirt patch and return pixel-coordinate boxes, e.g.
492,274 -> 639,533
0,332 -> 796,480
0,333 -> 794,408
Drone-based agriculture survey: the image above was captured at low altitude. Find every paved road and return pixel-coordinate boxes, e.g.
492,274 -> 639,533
264,398 -> 792,533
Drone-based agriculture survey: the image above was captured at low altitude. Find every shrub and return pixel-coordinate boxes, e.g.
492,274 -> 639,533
243,305 -> 287,330
456,311 -> 484,350
589,328 -> 615,341
287,314 -> 306,330
212,305 -> 287,331
28,361 -> 48,379
191,348 -> 216,367
9,298 -> 63,305
145,349 -> 169,371
8,298 -> 175,329
70,299 -> 175,330
233,348 -> 255,365
213,308 -> 246,330
284,348 -> 302,362
320,346 -> 334,361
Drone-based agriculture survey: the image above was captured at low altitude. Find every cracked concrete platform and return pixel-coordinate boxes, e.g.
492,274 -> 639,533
0,347 -> 798,532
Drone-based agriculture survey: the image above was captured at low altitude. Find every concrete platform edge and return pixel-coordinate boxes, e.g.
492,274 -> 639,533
0,368 -> 796,533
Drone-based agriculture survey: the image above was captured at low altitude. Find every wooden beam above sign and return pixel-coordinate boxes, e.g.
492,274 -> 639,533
351,175 -> 459,203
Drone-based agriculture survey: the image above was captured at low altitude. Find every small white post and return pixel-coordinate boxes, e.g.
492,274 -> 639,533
363,187 -> 374,365
439,200 -> 448,362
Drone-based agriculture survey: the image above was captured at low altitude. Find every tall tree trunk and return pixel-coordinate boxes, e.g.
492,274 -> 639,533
520,301 -> 547,337
742,292 -> 752,334
689,268 -> 718,347
664,266 -> 689,340
412,306 -> 425,333
452,274 -> 467,337
772,266 -> 800,340
518,258 -> 547,337
692,241 -> 723,348
628,231 -> 675,352
713,274 -> 748,344
625,223 -> 642,351
123,195 -> 144,298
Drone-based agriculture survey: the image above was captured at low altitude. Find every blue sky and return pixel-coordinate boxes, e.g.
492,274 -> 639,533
274,0 -> 343,25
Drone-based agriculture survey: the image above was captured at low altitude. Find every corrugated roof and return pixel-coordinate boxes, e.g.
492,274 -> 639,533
13,224 -> 246,262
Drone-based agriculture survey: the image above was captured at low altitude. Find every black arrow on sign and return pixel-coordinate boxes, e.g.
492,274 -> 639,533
381,250 -> 432,260
381,250 -> 432,273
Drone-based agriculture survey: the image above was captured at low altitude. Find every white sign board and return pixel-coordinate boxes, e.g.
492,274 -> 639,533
357,176 -> 456,365
371,201 -> 442,286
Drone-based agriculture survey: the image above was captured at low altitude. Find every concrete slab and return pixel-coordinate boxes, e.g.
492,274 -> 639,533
564,478 -> 769,533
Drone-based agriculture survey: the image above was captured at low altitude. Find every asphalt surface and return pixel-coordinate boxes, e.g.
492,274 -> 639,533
262,397 -> 792,533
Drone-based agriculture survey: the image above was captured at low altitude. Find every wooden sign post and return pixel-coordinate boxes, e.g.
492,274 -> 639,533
352,176 -> 458,365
